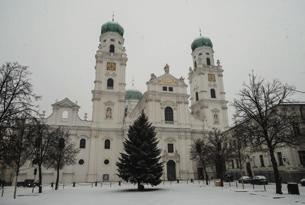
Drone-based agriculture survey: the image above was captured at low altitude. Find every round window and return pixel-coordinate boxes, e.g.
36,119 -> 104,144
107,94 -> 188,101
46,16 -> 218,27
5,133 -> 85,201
79,159 -> 84,165
104,159 -> 109,165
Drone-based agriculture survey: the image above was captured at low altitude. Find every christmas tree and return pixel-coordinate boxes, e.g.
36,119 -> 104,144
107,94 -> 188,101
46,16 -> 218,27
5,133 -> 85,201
116,111 -> 163,190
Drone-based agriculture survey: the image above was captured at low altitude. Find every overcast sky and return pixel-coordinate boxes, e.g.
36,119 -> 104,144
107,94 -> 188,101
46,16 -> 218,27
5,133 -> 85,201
1,0 -> 305,125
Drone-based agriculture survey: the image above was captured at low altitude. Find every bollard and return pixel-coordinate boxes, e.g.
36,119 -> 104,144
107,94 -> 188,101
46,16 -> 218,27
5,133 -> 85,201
118,181 -> 121,186
51,182 -> 54,188
236,181 -> 238,188
176,179 -> 179,184
252,183 -> 255,190
73,182 -> 76,187
264,184 -> 266,191
191,179 -> 194,183
95,181 -> 97,187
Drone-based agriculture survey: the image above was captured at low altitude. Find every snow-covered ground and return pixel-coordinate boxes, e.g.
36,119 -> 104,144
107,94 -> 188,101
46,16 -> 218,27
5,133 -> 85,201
1,181 -> 305,205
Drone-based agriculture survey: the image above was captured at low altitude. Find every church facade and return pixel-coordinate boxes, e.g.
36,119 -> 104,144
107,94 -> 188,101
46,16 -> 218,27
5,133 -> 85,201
18,20 -> 229,184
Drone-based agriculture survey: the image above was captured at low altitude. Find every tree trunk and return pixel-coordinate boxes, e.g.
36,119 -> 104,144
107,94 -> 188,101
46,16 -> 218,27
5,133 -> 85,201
201,161 -> 209,185
55,159 -> 60,190
269,148 -> 282,194
38,163 -> 42,193
13,164 -> 20,199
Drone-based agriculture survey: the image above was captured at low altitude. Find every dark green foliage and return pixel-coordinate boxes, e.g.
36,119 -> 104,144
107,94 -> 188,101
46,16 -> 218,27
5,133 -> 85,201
116,111 -> 163,190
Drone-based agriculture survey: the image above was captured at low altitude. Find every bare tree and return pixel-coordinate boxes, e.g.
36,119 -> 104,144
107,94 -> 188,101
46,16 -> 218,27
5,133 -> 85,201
190,138 -> 211,185
27,118 -> 53,193
0,62 -> 38,168
229,122 -> 249,177
44,127 -> 79,190
206,129 -> 233,185
0,62 -> 37,132
5,117 -> 33,199
233,72 -> 300,194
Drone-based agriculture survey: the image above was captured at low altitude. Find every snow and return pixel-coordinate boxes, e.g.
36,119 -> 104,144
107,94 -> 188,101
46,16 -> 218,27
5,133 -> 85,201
1,181 -> 305,205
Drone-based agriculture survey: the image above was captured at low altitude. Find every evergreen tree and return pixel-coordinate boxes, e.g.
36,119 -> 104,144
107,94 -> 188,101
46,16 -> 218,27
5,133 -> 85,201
117,111 -> 163,191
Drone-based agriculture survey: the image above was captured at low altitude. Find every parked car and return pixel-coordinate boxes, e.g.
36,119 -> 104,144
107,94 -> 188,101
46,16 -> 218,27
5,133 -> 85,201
251,175 -> 268,185
300,178 -> 305,186
238,176 -> 252,184
17,179 -> 38,187
224,174 -> 234,182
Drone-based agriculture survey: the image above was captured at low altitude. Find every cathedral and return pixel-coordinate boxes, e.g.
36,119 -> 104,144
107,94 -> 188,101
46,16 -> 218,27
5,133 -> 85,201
19,20 -> 229,183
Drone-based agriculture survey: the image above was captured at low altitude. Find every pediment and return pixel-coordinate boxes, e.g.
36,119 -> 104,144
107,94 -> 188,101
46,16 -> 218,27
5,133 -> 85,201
156,74 -> 178,86
52,97 -> 80,109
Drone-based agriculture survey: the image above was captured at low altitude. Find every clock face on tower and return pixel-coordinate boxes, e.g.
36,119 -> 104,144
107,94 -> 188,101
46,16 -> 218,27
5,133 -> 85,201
106,62 -> 116,71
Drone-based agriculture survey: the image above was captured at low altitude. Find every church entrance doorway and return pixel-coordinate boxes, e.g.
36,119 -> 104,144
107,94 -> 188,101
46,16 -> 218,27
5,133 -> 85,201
167,160 -> 176,181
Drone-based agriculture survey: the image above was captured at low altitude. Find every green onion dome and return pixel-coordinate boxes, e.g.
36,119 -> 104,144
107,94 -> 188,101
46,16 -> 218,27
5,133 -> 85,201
191,36 -> 213,51
125,89 -> 143,100
101,21 -> 124,36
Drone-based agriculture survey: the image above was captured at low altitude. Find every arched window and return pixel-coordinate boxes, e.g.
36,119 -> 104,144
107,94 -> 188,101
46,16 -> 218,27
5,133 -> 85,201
210,89 -> 216,98
80,139 -> 86,149
107,78 -> 114,89
104,139 -> 110,149
206,58 -> 211,65
109,44 -> 115,53
165,106 -> 174,122
195,92 -> 199,101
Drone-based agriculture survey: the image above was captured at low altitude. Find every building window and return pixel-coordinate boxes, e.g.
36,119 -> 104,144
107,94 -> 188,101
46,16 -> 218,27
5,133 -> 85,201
210,89 -> 216,98
195,92 -> 199,101
194,61 -> 197,68
277,152 -> 284,166
236,159 -> 240,169
62,110 -> 68,119
80,139 -> 86,149
198,53 -> 202,56
109,44 -> 115,53
168,143 -> 174,153
78,159 -> 84,165
259,155 -> 265,167
164,106 -> 174,122
104,139 -> 110,149
299,151 -> 305,167
162,86 -> 167,91
104,159 -> 109,165
206,58 -> 211,65
103,174 -> 109,181
107,78 -> 114,89
106,107 -> 112,119
168,87 -> 173,92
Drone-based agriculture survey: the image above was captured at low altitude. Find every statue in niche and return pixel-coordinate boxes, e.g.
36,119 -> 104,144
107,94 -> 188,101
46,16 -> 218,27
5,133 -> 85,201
106,107 -> 112,119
